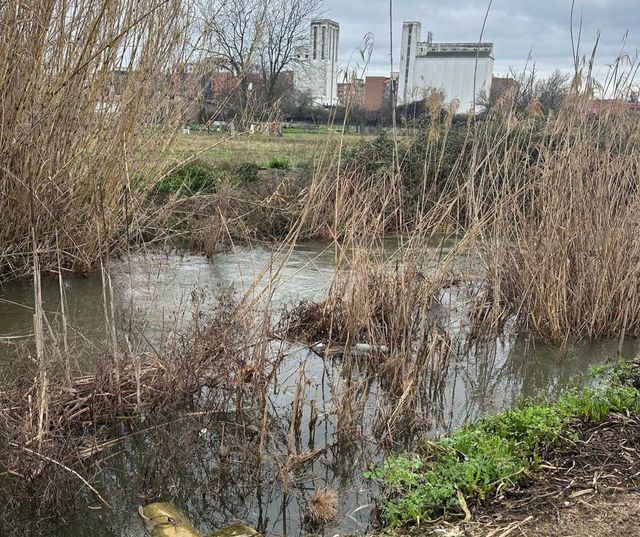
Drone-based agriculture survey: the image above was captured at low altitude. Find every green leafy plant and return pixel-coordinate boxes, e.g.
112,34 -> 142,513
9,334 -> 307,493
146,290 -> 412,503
368,376 -> 640,527
155,160 -> 219,194
589,363 -> 609,379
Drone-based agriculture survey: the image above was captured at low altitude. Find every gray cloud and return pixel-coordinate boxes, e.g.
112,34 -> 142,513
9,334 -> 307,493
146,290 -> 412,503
322,0 -> 640,79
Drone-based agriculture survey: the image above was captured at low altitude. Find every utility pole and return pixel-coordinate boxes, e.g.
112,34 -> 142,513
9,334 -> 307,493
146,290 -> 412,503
389,0 -> 397,128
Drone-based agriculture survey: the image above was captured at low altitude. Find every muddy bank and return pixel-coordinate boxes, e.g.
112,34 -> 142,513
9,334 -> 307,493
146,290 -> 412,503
465,411 -> 640,536
400,492 -> 640,537
391,410 -> 640,536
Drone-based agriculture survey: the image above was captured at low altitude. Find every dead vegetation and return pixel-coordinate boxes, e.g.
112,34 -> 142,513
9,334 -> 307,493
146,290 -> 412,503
2,5 -> 640,534
464,102 -> 640,343
306,488 -> 339,527
0,0 -> 196,282
0,291 -> 251,469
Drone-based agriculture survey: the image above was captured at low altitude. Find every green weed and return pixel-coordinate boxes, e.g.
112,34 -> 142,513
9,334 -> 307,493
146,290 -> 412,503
368,377 -> 640,527
265,156 -> 291,170
225,162 -> 260,184
588,363 -> 609,379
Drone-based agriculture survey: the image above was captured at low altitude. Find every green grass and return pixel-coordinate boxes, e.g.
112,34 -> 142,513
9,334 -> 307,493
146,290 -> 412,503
265,156 -> 291,170
154,159 -> 262,194
144,129 -> 375,195
164,130 -> 373,170
366,371 -> 640,527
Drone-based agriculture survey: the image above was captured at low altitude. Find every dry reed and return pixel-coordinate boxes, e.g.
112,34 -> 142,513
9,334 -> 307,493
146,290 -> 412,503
306,488 -> 339,526
465,97 -> 640,342
0,0 -> 194,281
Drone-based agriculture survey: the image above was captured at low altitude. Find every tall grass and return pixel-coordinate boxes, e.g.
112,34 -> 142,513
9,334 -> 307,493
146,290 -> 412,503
466,97 -> 640,342
4,11 -> 640,533
0,0 -> 193,281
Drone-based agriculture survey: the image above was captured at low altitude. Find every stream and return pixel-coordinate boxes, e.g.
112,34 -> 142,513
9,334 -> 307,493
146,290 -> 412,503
1,241 -> 637,536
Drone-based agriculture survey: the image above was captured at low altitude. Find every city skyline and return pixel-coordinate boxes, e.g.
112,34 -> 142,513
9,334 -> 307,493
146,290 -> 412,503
322,0 -> 639,81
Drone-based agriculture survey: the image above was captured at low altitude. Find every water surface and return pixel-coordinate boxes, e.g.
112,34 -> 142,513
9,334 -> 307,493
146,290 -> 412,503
0,241 -> 635,536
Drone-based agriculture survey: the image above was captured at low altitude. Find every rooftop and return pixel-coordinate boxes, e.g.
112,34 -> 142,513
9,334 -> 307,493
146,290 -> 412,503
311,18 -> 339,27
417,41 -> 494,58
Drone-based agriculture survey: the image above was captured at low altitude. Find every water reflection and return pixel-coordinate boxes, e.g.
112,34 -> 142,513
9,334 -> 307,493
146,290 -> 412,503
0,242 -> 636,537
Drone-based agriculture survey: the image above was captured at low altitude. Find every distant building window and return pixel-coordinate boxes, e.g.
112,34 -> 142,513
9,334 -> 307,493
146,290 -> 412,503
321,26 -> 326,60
404,27 -> 412,93
313,26 -> 317,59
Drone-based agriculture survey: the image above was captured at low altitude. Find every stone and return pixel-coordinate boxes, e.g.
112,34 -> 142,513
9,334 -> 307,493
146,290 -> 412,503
138,503 -> 200,537
207,522 -> 259,537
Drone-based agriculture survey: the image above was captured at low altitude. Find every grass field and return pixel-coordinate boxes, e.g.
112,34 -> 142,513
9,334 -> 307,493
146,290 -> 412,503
162,129 -> 375,168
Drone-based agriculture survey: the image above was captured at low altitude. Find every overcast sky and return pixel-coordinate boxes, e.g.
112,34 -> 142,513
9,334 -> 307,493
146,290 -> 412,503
320,0 -> 639,81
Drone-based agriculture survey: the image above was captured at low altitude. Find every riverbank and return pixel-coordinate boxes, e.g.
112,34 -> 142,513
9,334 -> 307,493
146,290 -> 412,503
396,490 -> 640,537
370,363 -> 640,536
463,412 -> 639,536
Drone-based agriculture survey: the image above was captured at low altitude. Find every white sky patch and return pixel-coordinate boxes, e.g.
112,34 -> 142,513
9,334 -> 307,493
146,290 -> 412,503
322,0 -> 639,81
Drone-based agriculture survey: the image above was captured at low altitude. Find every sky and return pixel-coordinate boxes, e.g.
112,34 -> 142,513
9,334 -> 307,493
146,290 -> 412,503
320,0 -> 640,81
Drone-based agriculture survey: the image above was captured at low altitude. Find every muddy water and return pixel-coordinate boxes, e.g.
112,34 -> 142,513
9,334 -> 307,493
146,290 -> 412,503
1,241 -> 638,537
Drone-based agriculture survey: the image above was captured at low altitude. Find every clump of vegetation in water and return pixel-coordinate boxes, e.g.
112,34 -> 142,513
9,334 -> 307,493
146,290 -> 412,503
366,368 -> 640,527
306,488 -> 339,527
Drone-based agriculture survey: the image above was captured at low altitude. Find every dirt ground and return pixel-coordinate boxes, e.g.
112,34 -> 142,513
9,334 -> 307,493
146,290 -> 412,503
400,412 -> 640,537
459,491 -> 640,536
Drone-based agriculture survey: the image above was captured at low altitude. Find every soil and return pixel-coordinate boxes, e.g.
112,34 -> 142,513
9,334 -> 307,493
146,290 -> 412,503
461,491 -> 640,536
399,412 -> 640,537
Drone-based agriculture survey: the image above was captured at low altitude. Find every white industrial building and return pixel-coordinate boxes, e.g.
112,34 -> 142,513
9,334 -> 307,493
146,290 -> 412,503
398,21 -> 494,113
293,19 -> 340,107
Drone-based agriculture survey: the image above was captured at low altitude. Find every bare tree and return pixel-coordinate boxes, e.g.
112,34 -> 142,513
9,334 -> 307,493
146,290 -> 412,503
535,69 -> 571,113
512,68 -> 570,114
202,0 -> 266,79
259,0 -> 322,104
198,0 -> 321,124
199,0 -> 268,127
480,67 -> 571,115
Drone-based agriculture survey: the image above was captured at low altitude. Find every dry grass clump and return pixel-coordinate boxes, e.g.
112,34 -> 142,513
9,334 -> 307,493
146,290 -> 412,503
174,170 -> 312,255
279,253 -> 443,351
306,488 -> 339,527
337,258 -> 440,349
278,245 -> 455,443
279,298 -> 347,344
0,0 -> 192,281
467,103 -> 640,343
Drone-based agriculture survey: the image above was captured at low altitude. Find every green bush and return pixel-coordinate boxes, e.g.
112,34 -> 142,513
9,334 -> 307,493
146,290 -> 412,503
228,162 -> 260,184
342,121 -> 549,214
154,160 -> 263,194
155,160 -> 219,194
265,156 -> 291,170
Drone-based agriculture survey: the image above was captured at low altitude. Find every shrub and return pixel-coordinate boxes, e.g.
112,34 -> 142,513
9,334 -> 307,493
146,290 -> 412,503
228,162 -> 261,184
155,161 -> 219,195
266,156 -> 291,170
